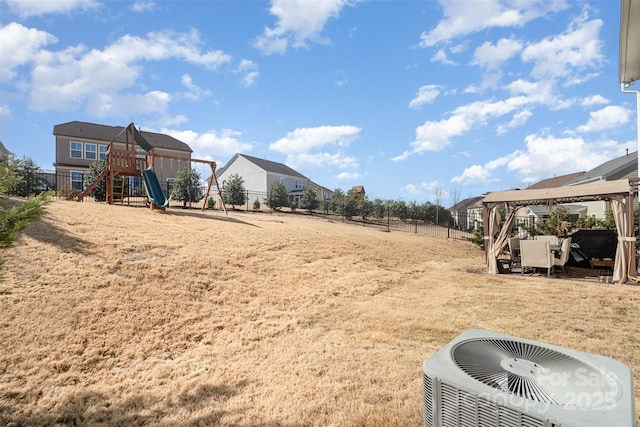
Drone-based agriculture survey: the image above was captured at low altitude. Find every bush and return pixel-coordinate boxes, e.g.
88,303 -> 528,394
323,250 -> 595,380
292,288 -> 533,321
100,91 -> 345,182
58,187 -> 77,201
253,199 -> 260,210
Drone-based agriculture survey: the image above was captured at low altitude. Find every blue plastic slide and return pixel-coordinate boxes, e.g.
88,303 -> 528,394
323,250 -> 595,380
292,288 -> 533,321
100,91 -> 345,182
140,166 -> 169,208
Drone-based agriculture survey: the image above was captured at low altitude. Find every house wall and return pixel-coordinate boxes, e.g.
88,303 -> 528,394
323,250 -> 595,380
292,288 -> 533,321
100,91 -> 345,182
149,148 -> 192,188
265,173 -> 307,195
218,155 -> 267,195
55,135 -> 191,195
55,135 -> 110,169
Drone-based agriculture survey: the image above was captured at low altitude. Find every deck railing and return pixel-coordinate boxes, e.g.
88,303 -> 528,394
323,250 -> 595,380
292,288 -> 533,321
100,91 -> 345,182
107,147 -> 148,171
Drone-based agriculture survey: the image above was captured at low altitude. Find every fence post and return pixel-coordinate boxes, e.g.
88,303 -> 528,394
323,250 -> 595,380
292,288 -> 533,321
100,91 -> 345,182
387,206 -> 390,232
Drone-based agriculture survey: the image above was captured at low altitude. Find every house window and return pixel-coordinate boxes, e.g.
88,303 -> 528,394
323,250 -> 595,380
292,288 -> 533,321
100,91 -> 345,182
280,177 -> 286,185
71,171 -> 83,192
295,180 -> 305,190
70,141 -> 82,159
98,145 -> 107,160
85,143 -> 97,160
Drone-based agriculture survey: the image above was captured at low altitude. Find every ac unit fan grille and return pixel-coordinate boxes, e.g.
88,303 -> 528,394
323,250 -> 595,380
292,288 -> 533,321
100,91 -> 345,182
452,338 -> 619,407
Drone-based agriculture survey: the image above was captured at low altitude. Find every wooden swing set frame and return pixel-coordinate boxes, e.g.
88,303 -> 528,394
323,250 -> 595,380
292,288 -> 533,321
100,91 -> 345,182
78,123 -> 227,214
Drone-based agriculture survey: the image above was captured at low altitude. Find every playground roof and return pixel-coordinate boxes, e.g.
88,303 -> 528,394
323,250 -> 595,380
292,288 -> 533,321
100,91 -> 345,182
54,121 -> 192,153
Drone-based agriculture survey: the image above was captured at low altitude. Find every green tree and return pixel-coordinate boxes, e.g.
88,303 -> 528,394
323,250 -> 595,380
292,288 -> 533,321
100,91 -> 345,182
84,160 -> 107,202
343,188 -> 362,219
0,155 -> 50,272
266,181 -> 288,211
222,173 -> 246,209
9,157 -> 42,197
299,187 -> 318,213
330,188 -> 346,216
360,196 -> 373,221
170,167 -> 203,207
371,198 -> 386,219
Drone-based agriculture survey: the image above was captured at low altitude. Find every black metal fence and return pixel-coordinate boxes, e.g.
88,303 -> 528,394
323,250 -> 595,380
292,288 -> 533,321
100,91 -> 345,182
11,170 -> 473,240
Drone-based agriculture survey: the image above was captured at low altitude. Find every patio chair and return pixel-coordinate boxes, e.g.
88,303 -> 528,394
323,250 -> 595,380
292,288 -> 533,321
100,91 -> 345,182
520,240 -> 553,276
534,235 -> 559,245
508,237 -> 521,269
553,237 -> 572,273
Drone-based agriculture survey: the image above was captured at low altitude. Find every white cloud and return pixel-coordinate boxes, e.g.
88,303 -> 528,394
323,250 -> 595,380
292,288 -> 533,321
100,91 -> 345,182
254,0 -> 354,55
85,90 -> 171,118
431,48 -> 456,65
0,23 -> 58,83
131,1 -> 156,12
6,26 -> 231,114
452,164 -> 500,185
235,59 -> 259,87
420,0 -> 567,47
396,95 -> 534,160
521,14 -> 604,80
270,125 -> 360,154
3,0 -> 99,18
270,125 -> 361,170
580,95 -> 609,107
402,184 -> 419,195
453,133 -> 628,186
337,171 -> 361,180
496,109 -> 532,135
472,37 -> 523,70
576,106 -> 631,133
408,85 -> 441,109
180,74 -> 213,101
161,128 -> 253,160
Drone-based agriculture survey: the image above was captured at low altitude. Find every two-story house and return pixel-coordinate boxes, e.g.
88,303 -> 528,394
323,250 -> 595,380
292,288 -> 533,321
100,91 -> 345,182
53,121 -> 192,194
216,153 -> 332,206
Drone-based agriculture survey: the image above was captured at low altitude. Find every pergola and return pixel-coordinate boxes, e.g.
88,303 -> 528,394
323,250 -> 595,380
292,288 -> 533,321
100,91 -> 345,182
482,179 -> 636,283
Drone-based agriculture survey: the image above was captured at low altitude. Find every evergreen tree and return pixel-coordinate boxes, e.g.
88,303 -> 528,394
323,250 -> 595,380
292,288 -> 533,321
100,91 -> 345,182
222,173 -> 246,209
84,160 -> 107,202
0,155 -> 50,273
330,188 -> 346,215
266,181 -> 288,211
299,186 -> 318,213
170,167 -> 203,207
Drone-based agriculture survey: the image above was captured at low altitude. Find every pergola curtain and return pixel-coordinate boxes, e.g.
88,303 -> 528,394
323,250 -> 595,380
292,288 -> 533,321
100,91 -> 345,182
611,196 -> 634,283
485,205 -> 516,274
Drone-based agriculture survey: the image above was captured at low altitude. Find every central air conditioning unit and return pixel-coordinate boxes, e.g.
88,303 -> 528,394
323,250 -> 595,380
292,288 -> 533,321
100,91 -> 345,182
422,329 -> 636,427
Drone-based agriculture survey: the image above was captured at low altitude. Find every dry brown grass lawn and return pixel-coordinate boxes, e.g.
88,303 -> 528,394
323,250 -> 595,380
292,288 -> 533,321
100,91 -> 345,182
1,200 -> 639,426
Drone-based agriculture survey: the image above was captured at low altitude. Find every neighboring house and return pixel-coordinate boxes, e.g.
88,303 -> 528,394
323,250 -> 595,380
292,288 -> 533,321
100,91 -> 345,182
513,151 -> 638,225
350,185 -> 366,198
563,150 -> 637,186
516,172 -> 586,225
561,150 -> 638,219
53,121 -> 192,194
525,172 -> 585,190
216,153 -> 330,205
449,196 -> 484,230
308,180 -> 333,204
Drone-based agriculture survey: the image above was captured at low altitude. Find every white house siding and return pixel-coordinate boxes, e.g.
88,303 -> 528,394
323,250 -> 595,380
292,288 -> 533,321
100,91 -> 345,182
218,156 -> 267,197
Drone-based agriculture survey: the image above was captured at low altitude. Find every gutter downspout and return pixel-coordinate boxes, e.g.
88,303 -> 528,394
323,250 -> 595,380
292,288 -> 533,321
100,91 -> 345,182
621,82 -> 639,274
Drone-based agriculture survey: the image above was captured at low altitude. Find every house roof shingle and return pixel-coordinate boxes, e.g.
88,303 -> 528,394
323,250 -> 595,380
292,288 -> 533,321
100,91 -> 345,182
563,151 -> 637,185
525,172 -> 585,190
53,121 -> 192,153
217,153 -> 308,180
449,196 -> 484,211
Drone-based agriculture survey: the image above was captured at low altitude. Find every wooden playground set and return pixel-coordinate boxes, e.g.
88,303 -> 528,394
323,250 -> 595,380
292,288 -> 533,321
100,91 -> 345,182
78,123 -> 226,213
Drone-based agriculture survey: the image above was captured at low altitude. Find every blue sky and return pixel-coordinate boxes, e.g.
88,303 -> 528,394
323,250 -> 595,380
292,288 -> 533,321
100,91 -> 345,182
1,0 -> 638,204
